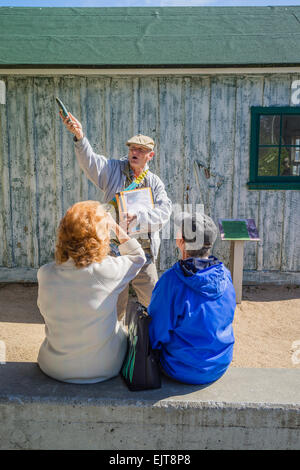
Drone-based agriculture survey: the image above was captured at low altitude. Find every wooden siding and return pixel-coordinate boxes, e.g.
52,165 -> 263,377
0,73 -> 300,281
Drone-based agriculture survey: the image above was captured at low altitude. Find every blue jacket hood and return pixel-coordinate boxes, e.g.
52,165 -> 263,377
173,257 -> 229,300
148,256 -> 236,385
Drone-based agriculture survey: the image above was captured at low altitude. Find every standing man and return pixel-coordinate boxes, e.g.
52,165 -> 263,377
60,112 -> 172,320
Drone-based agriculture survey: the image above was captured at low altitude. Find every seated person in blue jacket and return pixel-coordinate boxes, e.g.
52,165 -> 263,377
148,212 -> 236,385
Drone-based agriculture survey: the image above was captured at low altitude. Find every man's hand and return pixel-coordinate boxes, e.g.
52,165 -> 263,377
60,111 -> 84,141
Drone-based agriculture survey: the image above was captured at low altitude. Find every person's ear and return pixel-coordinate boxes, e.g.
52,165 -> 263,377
176,237 -> 185,251
147,151 -> 155,161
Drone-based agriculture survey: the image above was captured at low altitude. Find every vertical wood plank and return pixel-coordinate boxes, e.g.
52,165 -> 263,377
6,77 -> 38,267
260,75 -> 290,270
280,73 -> 300,273
233,75 -> 264,270
230,240 -> 245,304
209,76 -> 237,267
158,77 -> 184,270
76,76 -> 88,202
281,192 -> 300,271
81,76 -> 106,202
33,77 -> 57,265
109,77 -> 134,159
0,76 -> 13,267
138,76 -> 165,268
183,76 -> 211,212
138,77 -> 159,176
57,76 -> 82,214
132,76 -> 140,137
53,76 -> 64,230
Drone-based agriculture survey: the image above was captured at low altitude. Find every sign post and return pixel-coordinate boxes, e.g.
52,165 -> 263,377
218,219 -> 260,304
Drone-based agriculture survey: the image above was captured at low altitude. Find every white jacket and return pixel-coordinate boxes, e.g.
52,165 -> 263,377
37,238 -> 146,384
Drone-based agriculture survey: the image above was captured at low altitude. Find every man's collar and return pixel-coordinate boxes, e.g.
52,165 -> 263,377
121,159 -> 131,178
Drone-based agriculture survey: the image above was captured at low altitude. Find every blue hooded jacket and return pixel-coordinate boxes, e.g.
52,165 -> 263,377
148,257 -> 236,385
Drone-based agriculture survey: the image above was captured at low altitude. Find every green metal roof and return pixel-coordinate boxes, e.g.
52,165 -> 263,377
1,6 -> 300,67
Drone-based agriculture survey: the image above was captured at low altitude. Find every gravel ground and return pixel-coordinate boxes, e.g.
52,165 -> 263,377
0,283 -> 299,369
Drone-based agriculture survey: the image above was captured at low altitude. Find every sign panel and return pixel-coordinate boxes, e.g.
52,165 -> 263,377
218,219 -> 260,241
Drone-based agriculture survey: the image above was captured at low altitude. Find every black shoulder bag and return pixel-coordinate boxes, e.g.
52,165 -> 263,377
121,302 -> 161,391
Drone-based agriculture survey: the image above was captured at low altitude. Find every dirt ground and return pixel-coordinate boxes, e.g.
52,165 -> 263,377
0,282 -> 299,369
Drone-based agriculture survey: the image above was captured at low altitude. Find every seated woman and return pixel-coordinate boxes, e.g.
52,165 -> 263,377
37,200 -> 146,384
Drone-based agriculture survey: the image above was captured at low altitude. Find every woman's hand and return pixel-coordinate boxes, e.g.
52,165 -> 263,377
105,212 -> 118,233
106,212 -> 130,244
59,111 -> 84,141
124,213 -> 137,229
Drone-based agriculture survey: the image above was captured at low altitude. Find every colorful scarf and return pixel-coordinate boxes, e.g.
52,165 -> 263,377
109,168 -> 149,208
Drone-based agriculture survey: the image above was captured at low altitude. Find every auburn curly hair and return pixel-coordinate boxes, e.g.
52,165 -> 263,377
55,201 -> 110,268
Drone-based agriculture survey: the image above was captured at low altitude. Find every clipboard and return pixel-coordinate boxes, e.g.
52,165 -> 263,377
116,187 -> 154,234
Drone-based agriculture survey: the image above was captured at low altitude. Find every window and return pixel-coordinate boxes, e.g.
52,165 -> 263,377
248,107 -> 300,189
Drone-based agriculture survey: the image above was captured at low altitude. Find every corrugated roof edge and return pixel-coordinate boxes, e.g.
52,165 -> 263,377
0,6 -> 300,14
1,63 -> 300,69
1,6 -> 300,66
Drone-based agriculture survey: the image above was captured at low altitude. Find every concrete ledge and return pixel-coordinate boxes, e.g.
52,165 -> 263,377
0,363 -> 299,450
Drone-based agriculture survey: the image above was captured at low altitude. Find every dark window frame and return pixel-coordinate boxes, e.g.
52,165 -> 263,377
248,106 -> 300,190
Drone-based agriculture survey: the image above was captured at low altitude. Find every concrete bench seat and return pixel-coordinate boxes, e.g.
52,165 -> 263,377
0,363 -> 299,450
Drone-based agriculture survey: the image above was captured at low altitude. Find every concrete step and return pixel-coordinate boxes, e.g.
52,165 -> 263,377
0,363 -> 299,450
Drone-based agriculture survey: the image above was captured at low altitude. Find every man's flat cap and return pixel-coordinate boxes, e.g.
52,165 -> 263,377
126,134 -> 155,151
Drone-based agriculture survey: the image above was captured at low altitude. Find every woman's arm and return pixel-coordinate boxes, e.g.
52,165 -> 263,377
93,213 -> 146,292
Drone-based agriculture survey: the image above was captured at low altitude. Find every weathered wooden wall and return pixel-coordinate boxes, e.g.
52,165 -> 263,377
0,73 -> 299,282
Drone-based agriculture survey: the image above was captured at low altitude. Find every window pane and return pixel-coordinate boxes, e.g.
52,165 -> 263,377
281,115 -> 300,145
258,147 -> 279,176
259,115 -> 280,145
280,147 -> 300,176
